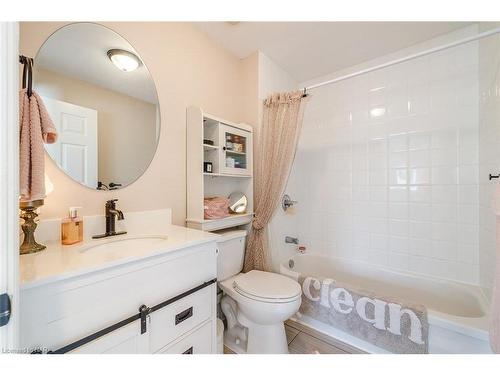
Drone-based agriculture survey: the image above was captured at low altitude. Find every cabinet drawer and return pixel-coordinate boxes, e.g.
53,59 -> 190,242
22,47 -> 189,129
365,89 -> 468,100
157,321 -> 213,354
71,320 -> 149,354
149,284 -> 214,352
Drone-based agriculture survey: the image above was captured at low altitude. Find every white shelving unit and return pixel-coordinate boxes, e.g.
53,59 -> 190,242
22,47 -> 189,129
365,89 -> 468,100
186,106 -> 253,231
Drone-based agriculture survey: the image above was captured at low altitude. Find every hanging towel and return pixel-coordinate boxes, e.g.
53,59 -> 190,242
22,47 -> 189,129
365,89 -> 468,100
19,89 -> 57,202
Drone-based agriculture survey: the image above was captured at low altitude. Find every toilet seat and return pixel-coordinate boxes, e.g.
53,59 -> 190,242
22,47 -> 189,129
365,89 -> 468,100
232,270 -> 301,303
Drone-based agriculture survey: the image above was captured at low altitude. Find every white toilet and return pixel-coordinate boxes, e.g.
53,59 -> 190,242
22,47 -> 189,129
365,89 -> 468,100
216,229 -> 301,354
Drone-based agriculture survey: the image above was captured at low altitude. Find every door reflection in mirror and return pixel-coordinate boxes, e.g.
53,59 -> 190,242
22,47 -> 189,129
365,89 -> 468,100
34,22 -> 160,190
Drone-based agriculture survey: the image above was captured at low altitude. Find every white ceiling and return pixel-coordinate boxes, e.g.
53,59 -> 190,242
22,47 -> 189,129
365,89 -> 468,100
35,23 -> 158,103
194,22 -> 473,83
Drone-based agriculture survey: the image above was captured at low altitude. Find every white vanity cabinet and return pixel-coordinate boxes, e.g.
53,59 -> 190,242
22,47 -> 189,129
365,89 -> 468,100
20,240 -> 218,354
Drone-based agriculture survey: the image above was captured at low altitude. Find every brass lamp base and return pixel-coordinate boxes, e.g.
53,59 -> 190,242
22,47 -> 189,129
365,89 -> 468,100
20,199 -> 46,255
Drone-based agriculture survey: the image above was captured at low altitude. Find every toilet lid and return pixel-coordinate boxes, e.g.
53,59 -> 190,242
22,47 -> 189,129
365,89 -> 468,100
233,270 -> 301,302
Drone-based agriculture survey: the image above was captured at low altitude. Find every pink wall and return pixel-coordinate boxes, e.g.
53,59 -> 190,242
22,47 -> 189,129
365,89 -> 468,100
20,22 -> 256,225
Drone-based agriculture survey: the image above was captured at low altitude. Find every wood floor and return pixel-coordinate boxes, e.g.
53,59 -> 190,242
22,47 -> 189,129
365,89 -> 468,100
223,320 -> 365,354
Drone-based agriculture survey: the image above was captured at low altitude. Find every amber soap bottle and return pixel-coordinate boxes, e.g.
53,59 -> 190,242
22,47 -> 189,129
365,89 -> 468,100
61,207 -> 83,245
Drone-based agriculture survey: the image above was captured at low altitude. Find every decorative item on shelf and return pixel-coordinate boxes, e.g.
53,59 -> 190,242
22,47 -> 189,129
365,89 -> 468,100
226,157 -> 235,168
204,197 -> 230,219
228,192 -> 248,214
204,162 -> 213,173
233,142 -> 244,153
19,174 -> 54,255
203,139 -> 214,146
226,134 -> 233,150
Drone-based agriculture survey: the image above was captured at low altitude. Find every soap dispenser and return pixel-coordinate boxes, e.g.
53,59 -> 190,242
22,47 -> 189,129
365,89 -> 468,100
61,207 -> 83,245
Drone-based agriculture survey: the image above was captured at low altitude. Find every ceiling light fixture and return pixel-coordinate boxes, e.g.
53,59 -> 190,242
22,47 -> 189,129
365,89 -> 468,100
107,49 -> 141,72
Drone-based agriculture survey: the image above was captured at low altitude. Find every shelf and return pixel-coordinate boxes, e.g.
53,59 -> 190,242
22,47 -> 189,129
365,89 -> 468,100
225,149 -> 246,155
188,106 -> 254,233
186,213 -> 253,231
203,144 -> 219,151
203,172 -> 252,178
203,117 -> 219,127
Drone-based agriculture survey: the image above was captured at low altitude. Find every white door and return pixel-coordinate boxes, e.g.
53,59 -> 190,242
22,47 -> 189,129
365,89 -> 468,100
0,21 -> 19,353
43,97 -> 98,189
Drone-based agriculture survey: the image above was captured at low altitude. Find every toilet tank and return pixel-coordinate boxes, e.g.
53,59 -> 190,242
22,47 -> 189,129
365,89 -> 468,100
215,229 -> 247,281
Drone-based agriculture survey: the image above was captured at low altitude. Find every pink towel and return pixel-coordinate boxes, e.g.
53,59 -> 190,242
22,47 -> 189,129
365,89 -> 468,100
204,197 -> 230,219
19,89 -> 57,202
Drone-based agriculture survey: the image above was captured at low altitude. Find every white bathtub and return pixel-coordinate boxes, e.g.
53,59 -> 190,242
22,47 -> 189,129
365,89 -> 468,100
280,254 -> 493,354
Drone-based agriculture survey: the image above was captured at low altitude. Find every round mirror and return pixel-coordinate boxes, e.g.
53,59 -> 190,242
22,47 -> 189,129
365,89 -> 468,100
34,23 -> 160,190
228,192 -> 248,214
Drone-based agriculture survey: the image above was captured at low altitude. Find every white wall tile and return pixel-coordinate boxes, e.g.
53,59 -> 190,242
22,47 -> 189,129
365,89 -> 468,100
409,149 -> 431,167
389,236 -> 410,253
389,151 -> 408,168
409,132 -> 431,150
370,186 -> 388,201
431,166 -> 458,185
389,168 -> 408,185
432,204 -> 457,222
409,168 -> 431,184
459,165 -> 479,185
432,185 -> 458,203
389,203 -> 409,219
409,203 -> 432,221
389,134 -> 408,152
409,186 -> 431,202
273,29 -> 482,286
387,252 -> 410,270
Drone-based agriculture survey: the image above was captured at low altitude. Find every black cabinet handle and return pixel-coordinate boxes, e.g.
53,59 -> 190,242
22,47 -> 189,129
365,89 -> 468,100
175,306 -> 193,325
183,346 -> 194,354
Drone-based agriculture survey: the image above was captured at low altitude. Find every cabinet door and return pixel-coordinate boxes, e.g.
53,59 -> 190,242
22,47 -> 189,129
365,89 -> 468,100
157,321 -> 213,354
70,321 -> 150,354
219,124 -> 252,176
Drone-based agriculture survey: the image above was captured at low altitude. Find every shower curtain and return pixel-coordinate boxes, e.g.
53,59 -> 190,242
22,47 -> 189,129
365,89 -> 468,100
491,223 -> 500,353
243,91 -> 308,272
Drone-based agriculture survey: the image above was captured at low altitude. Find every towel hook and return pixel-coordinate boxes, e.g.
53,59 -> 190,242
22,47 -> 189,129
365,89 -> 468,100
19,55 -> 34,97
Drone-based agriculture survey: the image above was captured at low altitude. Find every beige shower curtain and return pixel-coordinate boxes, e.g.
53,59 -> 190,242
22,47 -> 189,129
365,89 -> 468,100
491,223 -> 500,353
243,91 -> 308,272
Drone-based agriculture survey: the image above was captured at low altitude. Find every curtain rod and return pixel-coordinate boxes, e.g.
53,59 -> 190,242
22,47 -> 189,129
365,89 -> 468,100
304,26 -> 500,93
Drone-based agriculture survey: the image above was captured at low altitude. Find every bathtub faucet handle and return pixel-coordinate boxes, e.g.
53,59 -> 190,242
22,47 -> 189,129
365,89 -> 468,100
285,236 -> 299,244
282,194 -> 298,211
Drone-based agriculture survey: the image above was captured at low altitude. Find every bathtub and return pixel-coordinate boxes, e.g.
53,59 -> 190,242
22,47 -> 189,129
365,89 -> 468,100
280,254 -> 493,354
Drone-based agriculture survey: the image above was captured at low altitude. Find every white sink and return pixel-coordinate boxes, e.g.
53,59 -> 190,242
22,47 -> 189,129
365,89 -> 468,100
80,235 -> 169,253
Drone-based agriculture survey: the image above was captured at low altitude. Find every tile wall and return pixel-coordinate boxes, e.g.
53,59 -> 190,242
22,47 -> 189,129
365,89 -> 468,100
287,39 -> 480,284
479,29 -> 500,297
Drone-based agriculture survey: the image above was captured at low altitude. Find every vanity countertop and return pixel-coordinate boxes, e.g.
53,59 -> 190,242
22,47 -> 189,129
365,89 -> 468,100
20,224 -> 219,290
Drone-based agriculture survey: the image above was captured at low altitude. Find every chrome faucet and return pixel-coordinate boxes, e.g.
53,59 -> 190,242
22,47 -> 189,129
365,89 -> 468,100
92,199 -> 127,239
282,194 -> 298,211
285,236 -> 299,245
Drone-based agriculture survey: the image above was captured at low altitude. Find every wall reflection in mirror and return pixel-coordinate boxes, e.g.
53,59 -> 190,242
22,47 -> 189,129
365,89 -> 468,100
35,23 -> 160,190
